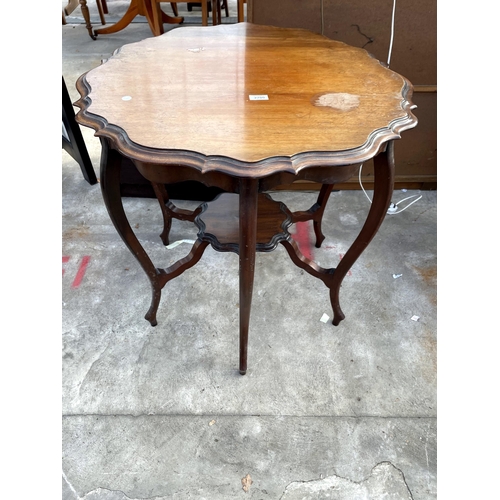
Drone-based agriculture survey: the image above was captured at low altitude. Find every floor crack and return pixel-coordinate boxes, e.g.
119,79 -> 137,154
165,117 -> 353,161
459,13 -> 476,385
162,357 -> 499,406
278,461 -> 415,499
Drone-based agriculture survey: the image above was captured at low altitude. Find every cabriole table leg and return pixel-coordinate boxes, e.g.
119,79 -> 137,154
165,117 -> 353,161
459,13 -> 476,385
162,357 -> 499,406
99,140 -> 165,326
329,141 -> 395,325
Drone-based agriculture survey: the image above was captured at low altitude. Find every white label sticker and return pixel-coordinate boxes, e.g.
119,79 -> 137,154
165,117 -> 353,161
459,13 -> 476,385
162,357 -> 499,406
249,95 -> 269,100
320,313 -> 330,323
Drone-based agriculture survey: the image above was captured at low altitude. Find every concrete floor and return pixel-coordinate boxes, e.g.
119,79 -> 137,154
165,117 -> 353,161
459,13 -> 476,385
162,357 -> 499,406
62,3 -> 437,498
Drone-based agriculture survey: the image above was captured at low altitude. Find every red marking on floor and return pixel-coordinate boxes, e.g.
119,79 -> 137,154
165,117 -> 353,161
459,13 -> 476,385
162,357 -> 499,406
292,222 -> 313,261
339,253 -> 352,276
62,256 -> 70,276
72,256 -> 91,288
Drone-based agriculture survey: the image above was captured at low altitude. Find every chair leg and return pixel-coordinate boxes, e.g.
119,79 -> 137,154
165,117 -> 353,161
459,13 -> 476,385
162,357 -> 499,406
96,0 -> 106,25
79,0 -> 96,40
170,2 -> 178,16
215,0 -> 222,24
223,0 -> 228,17
201,0 -> 208,26
101,0 -> 108,14
237,0 -> 244,22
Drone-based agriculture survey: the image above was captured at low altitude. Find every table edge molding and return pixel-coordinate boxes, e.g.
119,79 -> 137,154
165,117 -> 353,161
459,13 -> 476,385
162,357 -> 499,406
74,74 -> 417,177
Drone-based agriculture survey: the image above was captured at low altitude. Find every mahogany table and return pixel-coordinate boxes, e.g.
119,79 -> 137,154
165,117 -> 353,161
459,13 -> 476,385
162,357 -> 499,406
75,23 -> 417,374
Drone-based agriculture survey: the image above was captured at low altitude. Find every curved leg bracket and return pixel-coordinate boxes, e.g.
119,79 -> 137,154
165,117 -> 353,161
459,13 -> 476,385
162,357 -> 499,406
290,184 -> 334,248
152,182 -> 203,246
280,239 -> 345,325
146,240 -> 209,325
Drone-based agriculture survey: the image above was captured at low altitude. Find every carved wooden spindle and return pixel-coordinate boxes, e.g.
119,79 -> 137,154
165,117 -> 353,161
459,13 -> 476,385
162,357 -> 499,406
78,0 -> 96,39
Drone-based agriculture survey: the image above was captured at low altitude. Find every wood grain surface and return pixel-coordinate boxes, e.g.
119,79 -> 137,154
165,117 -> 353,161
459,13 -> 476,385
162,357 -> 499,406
76,22 -> 416,172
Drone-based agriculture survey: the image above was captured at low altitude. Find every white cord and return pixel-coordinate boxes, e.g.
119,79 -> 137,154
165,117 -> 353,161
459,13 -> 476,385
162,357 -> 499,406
357,1 -> 420,215
388,195 -> 422,214
358,163 -> 422,215
387,0 -> 397,66
359,163 -> 373,204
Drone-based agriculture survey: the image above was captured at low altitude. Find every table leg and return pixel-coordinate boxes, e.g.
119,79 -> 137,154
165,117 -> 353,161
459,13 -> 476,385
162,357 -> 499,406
152,183 -> 172,244
238,178 -> 258,375
146,1 -> 184,35
290,183 -> 334,248
152,182 -> 203,246
313,184 -> 334,247
94,0 -> 183,37
201,0 -> 208,26
280,141 -> 395,326
329,141 -> 395,324
100,141 -> 211,326
94,0 -> 139,36
99,141 -> 165,326
96,0 -> 106,25
161,10 -> 184,24
214,0 -> 221,25
150,0 -> 165,36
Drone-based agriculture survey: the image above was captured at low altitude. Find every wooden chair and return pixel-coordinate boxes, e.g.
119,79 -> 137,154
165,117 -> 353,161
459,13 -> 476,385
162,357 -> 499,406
62,0 -> 108,40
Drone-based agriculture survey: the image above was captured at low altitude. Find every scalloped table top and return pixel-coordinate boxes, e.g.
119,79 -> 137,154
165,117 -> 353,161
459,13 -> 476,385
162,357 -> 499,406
75,22 -> 417,167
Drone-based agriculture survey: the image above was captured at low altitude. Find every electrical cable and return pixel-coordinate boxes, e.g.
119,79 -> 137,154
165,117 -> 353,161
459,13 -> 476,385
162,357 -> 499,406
358,163 -> 422,215
387,0 -> 397,66
357,0 -> 422,215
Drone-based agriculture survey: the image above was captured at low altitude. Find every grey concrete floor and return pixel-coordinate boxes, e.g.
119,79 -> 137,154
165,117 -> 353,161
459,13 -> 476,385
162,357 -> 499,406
62,3 -> 437,498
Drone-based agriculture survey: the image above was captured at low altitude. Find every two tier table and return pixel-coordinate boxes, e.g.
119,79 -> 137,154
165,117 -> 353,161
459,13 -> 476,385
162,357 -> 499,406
75,23 -> 417,374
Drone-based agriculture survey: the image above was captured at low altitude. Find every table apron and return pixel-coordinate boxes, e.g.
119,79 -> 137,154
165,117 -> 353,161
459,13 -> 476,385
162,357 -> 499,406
133,159 -> 363,193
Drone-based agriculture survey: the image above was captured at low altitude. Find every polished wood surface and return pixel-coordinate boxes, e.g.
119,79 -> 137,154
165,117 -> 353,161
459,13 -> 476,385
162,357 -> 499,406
76,23 -> 416,171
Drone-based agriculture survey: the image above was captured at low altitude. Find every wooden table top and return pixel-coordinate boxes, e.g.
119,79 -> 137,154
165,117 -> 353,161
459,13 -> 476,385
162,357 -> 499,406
75,23 -> 417,174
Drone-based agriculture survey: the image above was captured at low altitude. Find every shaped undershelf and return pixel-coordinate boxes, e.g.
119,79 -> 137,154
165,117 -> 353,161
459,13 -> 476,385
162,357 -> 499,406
195,193 -> 293,253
